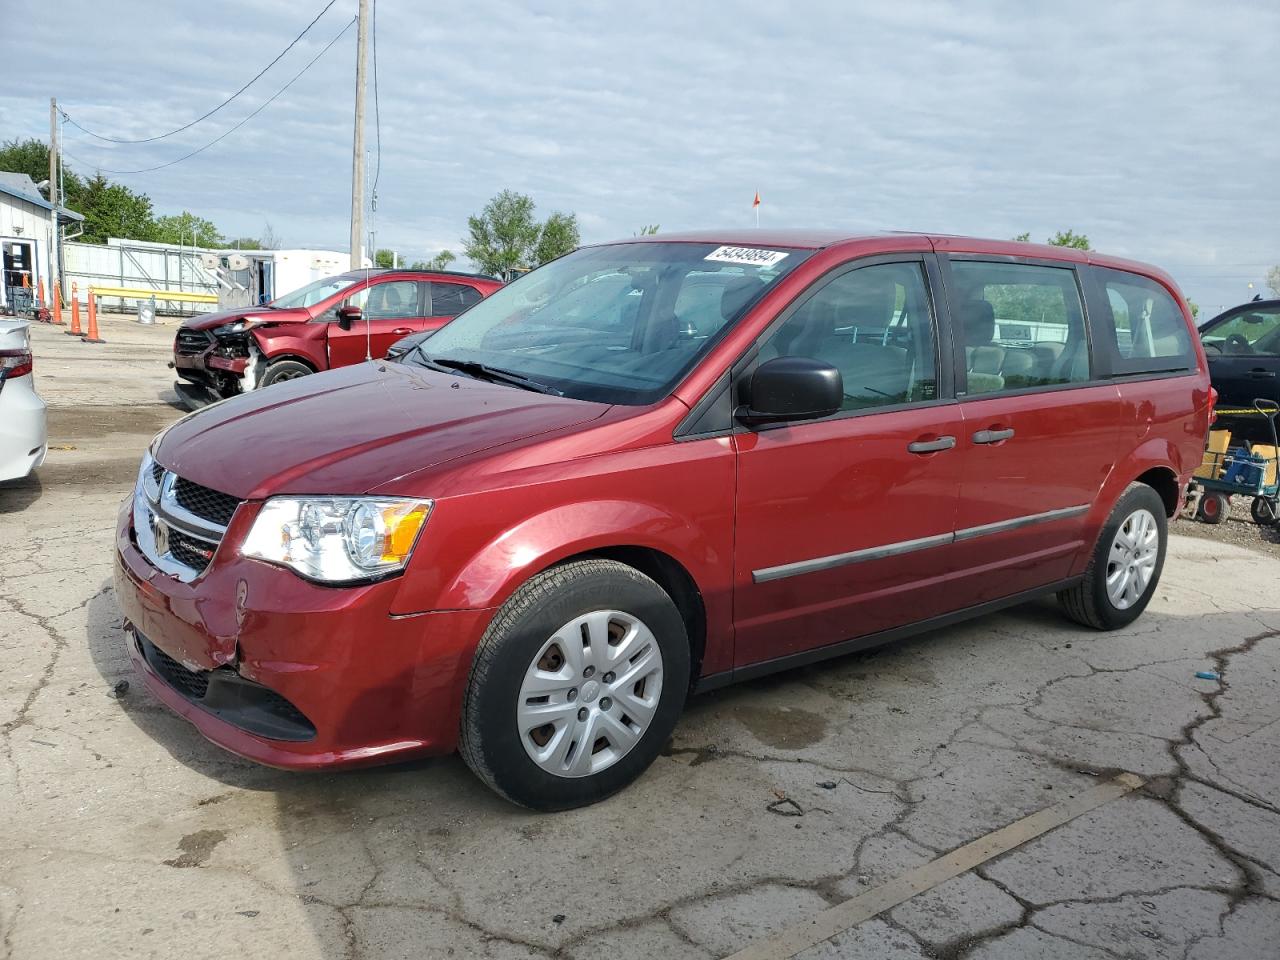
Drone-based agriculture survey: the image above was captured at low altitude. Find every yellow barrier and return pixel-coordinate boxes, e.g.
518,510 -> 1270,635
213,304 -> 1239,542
89,286 -> 219,304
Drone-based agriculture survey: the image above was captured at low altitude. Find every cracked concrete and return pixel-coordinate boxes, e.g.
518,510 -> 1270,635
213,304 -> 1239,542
2,324 -> 1280,958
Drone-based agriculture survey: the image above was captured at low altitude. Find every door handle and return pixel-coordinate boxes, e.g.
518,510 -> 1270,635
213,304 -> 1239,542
972,428 -> 1015,444
1247,370 -> 1276,378
907,436 -> 956,454
391,327 -> 413,336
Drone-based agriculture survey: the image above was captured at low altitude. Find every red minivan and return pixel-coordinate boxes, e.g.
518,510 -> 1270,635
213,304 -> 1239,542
172,268 -> 502,407
116,231 -> 1211,809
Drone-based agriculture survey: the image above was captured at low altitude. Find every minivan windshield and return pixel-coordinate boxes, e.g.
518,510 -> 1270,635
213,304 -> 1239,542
271,275 -> 361,309
410,242 -> 811,404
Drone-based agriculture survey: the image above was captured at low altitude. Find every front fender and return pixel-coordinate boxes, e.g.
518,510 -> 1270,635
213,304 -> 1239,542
251,324 -> 328,371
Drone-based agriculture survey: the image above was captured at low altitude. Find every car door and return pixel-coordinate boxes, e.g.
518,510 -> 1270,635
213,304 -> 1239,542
1200,303 -> 1280,407
733,256 -> 964,668
940,255 -> 1124,603
327,279 -> 428,366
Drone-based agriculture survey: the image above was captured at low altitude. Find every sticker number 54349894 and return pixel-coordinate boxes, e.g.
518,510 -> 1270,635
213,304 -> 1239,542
704,246 -> 790,268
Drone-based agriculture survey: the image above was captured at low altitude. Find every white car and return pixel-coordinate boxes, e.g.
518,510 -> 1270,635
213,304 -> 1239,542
0,319 -> 47,482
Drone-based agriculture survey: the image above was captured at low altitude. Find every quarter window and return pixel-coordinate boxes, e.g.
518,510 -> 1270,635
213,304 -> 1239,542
429,281 -> 483,317
1095,268 -> 1194,373
949,260 -> 1090,395
758,262 -> 938,412
1201,305 -> 1280,357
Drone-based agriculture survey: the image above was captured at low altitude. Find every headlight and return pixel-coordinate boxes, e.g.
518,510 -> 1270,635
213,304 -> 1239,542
215,316 -> 268,336
241,497 -> 433,583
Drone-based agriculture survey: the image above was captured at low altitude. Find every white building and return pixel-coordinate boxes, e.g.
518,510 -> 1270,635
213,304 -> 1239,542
0,171 -> 83,314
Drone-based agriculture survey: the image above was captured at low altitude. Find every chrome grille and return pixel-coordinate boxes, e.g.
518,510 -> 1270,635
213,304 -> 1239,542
133,453 -> 242,582
173,477 -> 240,527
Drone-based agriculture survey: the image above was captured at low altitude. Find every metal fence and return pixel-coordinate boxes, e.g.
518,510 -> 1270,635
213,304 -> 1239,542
62,239 -> 220,315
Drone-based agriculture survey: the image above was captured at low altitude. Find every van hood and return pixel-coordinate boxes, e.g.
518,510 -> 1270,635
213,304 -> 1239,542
153,362 -> 610,499
181,305 -> 310,331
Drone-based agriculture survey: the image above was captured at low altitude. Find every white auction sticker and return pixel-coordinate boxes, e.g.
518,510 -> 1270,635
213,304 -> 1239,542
704,245 -> 790,268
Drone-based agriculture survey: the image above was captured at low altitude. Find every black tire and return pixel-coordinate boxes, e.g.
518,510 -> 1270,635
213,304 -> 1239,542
1197,491 -> 1229,525
1058,483 -> 1168,631
259,359 -> 313,388
459,559 -> 690,810
1251,495 -> 1279,526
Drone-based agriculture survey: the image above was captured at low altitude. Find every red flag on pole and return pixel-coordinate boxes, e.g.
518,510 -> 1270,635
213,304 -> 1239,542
752,191 -> 761,207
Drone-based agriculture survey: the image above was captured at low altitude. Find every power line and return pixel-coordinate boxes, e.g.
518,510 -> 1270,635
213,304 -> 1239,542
370,0 -> 381,205
62,16 -> 356,176
60,0 -> 341,145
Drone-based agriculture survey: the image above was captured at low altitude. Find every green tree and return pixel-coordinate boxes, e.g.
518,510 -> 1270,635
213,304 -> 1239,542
410,250 -> 457,271
1012,231 -> 1031,242
75,173 -> 156,244
374,248 -> 396,268
1266,265 -> 1280,299
1048,229 -> 1091,250
635,224 -> 660,236
1187,299 -> 1200,320
462,190 -> 580,276
152,211 -> 221,247
223,236 -> 263,250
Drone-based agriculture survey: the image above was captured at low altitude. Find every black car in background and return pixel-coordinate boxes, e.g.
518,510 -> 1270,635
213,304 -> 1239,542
1200,299 -> 1280,440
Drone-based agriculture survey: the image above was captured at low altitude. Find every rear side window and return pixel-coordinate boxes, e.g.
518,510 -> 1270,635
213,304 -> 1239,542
1202,305 -> 1280,357
1094,268 -> 1194,374
949,260 -> 1090,395
758,261 -> 939,412
429,281 -> 483,317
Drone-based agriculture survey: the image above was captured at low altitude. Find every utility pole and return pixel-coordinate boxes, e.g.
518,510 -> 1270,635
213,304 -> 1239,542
49,97 -> 60,299
348,0 -> 369,270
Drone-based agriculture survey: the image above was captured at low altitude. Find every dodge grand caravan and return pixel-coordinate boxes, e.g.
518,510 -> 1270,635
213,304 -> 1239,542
115,231 -> 1211,809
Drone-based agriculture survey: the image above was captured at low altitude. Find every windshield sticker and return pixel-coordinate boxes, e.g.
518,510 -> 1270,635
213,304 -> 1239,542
704,246 -> 790,268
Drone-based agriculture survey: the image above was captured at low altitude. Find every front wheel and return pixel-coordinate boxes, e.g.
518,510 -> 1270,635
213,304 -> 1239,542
1059,483 -> 1167,630
259,359 -> 314,388
459,559 -> 690,810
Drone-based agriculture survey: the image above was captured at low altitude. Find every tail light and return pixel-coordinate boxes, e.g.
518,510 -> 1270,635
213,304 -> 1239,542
0,349 -> 33,379
1208,386 -> 1218,426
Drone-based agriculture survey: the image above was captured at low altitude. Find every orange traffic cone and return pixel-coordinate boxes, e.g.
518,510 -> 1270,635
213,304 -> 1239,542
83,289 -> 105,343
68,283 -> 83,336
52,286 -> 63,325
36,280 -> 49,322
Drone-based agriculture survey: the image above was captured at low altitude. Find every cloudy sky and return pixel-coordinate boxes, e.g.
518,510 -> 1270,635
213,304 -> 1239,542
4,0 -> 1278,313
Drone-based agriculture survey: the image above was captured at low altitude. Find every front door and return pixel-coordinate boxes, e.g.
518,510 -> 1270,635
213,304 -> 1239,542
733,257 -> 963,668
941,257 -> 1123,602
327,279 -> 429,366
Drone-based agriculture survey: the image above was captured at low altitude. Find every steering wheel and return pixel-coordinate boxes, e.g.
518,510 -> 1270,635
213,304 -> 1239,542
1224,332 -> 1253,354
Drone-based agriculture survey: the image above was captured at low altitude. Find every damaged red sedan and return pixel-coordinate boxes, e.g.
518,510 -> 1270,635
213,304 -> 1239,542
117,231 -> 1210,809
171,268 -> 501,406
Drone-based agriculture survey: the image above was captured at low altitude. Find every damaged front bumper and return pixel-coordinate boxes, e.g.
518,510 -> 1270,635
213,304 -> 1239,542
172,328 -> 266,409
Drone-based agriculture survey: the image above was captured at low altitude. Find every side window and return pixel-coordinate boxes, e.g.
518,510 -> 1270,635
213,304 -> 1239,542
345,280 -> 420,320
1094,269 -> 1194,374
758,262 -> 938,412
949,260 -> 1090,395
429,281 -> 482,317
1201,306 -> 1280,357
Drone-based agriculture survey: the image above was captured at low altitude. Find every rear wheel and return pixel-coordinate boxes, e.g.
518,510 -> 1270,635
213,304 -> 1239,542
1059,483 -> 1167,630
460,559 -> 690,810
1250,495 -> 1278,526
259,359 -> 313,388
1197,491 -> 1229,525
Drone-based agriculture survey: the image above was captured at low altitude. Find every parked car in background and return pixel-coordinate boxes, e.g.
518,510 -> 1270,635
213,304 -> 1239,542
171,268 -> 501,408
117,231 -> 1210,809
0,318 -> 47,482
1199,299 -> 1280,440
384,328 -> 434,363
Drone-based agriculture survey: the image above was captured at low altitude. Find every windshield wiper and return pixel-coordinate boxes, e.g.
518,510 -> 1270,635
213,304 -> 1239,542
421,356 -> 564,396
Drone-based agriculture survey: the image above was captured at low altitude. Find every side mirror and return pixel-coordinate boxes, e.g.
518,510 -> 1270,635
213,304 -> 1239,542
336,304 -> 362,331
737,356 -> 843,425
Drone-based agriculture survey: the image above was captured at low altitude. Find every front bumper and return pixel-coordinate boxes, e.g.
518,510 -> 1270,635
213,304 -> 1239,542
114,498 -> 494,769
